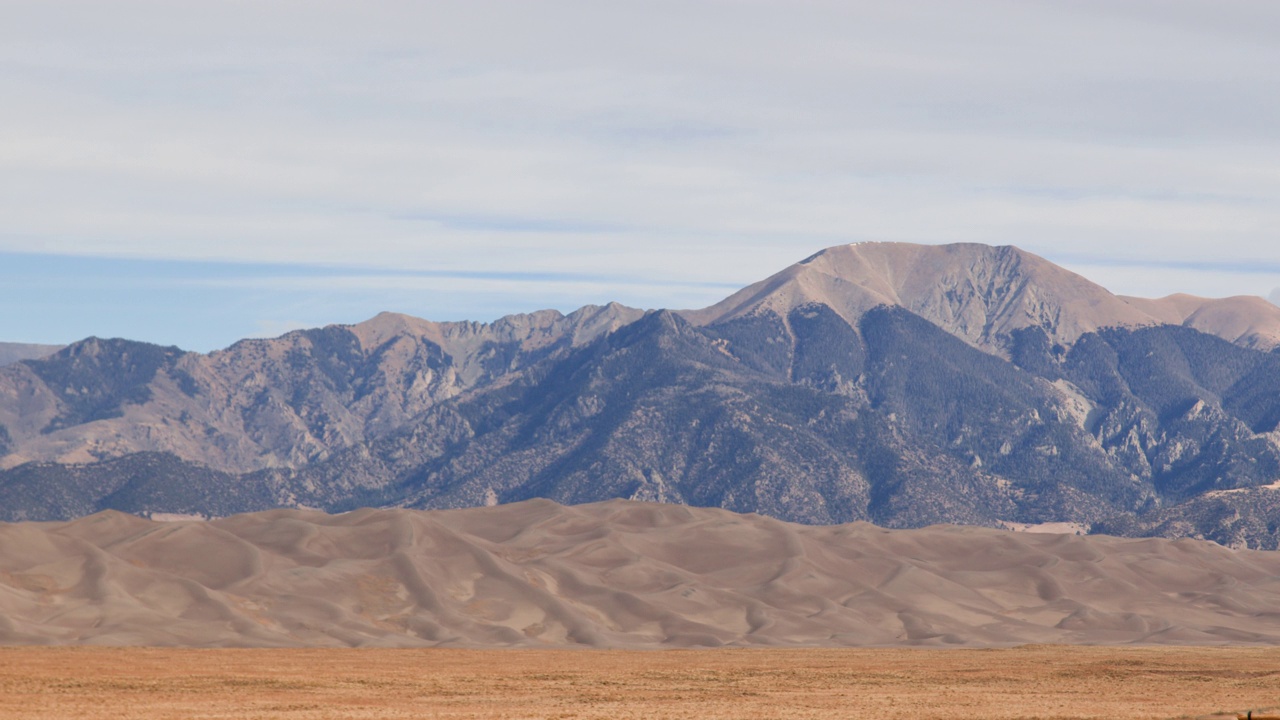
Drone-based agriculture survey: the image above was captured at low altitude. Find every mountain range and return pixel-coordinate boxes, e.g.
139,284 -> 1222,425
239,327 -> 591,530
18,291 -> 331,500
4,242 -> 1280,549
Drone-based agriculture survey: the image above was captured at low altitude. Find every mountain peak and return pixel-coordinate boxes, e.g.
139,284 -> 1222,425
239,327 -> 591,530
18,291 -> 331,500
684,242 -> 1154,353
348,311 -> 447,350
684,242 -> 1280,354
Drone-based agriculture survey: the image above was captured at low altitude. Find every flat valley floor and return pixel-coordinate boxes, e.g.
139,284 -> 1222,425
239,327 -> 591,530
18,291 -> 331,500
1,646 -> 1278,720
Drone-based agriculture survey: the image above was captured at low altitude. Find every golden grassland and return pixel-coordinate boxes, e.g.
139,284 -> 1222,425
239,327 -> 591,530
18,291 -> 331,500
0,645 -> 1277,720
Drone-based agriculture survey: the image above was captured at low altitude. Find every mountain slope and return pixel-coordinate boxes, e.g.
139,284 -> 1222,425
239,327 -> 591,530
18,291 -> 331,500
0,303 -> 642,471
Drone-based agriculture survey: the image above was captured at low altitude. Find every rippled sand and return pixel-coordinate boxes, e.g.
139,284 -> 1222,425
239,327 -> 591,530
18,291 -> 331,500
5,500 -> 1280,648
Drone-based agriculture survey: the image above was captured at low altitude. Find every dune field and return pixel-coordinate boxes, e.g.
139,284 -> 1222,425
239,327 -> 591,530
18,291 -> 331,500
4,499 -> 1280,648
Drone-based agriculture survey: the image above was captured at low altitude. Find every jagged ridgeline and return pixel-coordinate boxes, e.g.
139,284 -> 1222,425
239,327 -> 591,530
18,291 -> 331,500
4,242 -> 1280,548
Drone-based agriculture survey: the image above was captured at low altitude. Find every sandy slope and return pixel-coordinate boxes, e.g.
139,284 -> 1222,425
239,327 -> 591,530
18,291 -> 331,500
2,499 -> 1279,648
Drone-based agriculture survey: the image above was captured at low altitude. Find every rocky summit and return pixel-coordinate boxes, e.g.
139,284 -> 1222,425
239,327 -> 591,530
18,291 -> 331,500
4,242 -> 1280,549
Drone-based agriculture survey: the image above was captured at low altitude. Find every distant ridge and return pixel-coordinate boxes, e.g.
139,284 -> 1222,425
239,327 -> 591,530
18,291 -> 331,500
3,500 -> 1280,648
1120,293 -> 1280,351
0,343 -> 63,367
0,303 -> 643,471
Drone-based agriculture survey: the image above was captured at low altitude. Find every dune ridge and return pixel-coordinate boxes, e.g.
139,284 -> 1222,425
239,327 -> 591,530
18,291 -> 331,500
2,499 -> 1279,648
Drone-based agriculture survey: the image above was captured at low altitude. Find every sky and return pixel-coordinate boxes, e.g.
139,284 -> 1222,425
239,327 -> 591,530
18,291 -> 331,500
2,1 -> 1279,352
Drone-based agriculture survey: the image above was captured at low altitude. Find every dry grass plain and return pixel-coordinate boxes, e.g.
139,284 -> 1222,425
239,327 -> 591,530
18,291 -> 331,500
1,646 -> 1277,720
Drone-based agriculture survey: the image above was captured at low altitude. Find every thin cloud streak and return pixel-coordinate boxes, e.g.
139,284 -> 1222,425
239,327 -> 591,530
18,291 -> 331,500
1046,254 -> 1280,276
2,1 -> 1279,346
185,272 -> 741,297
1060,264 -> 1280,303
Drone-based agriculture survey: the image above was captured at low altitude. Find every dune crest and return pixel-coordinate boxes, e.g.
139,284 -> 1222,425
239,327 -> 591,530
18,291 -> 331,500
2,499 -> 1279,648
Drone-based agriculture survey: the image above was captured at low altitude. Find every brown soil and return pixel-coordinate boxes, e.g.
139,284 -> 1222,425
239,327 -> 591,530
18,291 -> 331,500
1,646 -> 1277,719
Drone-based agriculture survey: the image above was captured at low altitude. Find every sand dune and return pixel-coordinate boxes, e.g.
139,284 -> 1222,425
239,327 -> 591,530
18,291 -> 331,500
2,499 -> 1280,648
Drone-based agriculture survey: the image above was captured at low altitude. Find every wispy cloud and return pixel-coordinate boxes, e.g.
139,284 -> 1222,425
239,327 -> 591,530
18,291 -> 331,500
1044,254 -> 1280,276
392,213 -> 635,235
0,252 -> 737,351
2,1 -> 1279,347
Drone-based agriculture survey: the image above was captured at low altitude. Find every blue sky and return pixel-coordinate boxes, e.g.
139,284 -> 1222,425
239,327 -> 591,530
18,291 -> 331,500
3,1 -> 1280,351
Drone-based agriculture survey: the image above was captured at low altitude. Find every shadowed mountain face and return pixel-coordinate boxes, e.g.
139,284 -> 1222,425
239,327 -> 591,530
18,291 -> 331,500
3,500 -> 1280,648
3,243 -> 1280,548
